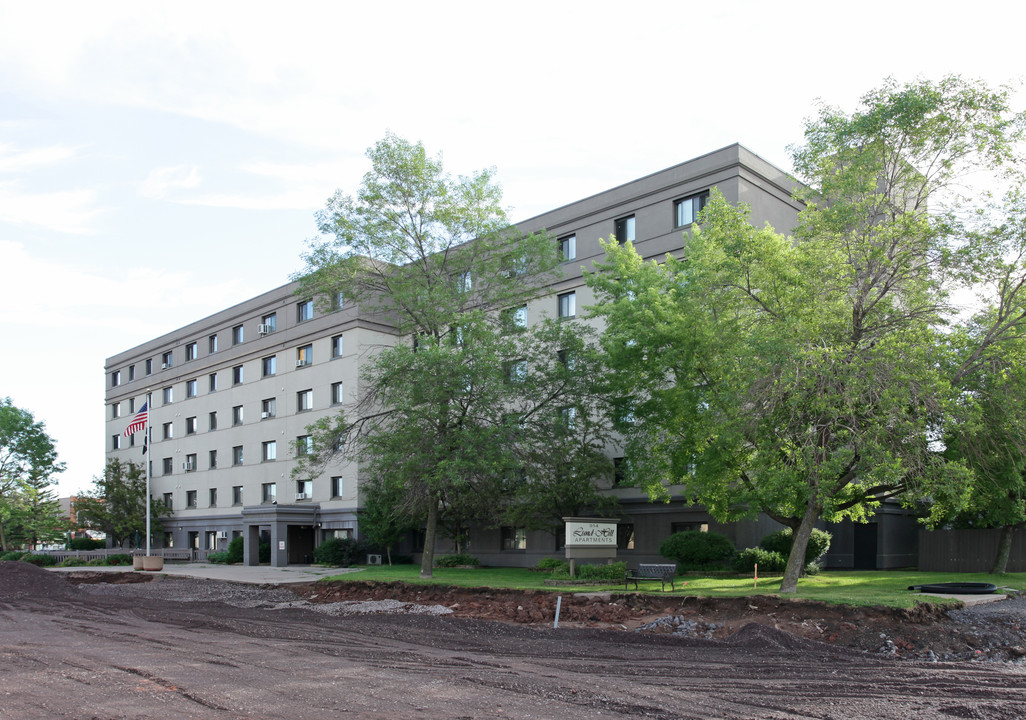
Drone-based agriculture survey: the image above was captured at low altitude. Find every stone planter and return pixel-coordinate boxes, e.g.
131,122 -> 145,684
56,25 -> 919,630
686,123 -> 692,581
142,556 -> 164,571
133,555 -> 145,570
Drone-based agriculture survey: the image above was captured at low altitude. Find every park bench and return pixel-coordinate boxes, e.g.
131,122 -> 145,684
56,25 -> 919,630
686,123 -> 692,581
624,563 -> 677,591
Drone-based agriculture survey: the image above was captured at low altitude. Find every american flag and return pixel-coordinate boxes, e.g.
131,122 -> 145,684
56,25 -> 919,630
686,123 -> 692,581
123,402 -> 148,436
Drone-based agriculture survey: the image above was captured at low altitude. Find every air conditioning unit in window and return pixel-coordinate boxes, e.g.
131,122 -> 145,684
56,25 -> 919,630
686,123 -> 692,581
182,461 -> 195,471
161,363 -> 168,370
258,324 -> 271,334
296,360 -> 306,367
296,492 -> 309,501
261,411 -> 270,419
216,531 -> 228,539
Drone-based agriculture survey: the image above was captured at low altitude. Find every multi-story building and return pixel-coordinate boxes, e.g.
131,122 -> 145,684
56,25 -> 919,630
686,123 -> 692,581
108,144 -> 914,568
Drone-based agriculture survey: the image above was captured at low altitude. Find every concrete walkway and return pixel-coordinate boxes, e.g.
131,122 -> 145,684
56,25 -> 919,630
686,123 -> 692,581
49,563 -> 361,584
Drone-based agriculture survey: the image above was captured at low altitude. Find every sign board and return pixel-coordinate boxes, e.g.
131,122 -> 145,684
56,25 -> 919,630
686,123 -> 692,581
564,519 -> 617,547
278,540 -> 285,550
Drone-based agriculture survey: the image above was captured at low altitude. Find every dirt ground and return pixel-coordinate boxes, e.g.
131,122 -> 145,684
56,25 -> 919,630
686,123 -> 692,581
3,563 -> 1026,719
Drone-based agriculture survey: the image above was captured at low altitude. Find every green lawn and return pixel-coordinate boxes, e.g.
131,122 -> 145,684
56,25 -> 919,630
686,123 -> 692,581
321,565 -> 1026,608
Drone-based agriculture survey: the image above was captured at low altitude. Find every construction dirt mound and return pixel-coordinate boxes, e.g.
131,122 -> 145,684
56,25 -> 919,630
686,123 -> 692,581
0,561 -> 82,602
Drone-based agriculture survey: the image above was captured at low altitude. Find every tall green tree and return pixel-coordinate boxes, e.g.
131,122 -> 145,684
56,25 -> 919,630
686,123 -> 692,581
295,134 -> 606,577
0,398 -> 65,551
75,459 -> 168,548
587,77 -> 1026,592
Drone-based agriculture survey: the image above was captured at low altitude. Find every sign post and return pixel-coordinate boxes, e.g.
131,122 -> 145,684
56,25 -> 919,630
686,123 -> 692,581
563,517 -> 618,578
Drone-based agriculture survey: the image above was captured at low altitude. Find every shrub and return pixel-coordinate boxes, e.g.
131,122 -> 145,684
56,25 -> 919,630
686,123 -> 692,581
69,538 -> 106,551
731,547 -> 786,573
106,554 -> 133,566
536,557 -> 569,572
226,536 -> 244,564
259,542 -> 271,564
58,557 -> 88,567
207,551 -> 230,564
1,551 -> 26,562
85,557 -> 108,566
759,528 -> 832,566
575,561 -> 627,580
313,537 -> 365,567
658,530 -> 735,570
21,553 -> 57,567
434,553 -> 479,568
389,554 -> 414,565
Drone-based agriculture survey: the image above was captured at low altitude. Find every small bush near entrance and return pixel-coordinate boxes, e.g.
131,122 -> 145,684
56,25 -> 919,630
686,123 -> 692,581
259,542 -> 271,563
21,553 -> 57,567
659,530 -> 736,571
434,554 -> 479,568
1,551 -> 26,561
550,561 -> 627,580
226,536 -> 244,564
760,528 -> 832,567
536,557 -> 569,572
732,547 -> 787,573
313,537 -> 365,567
69,538 -> 106,551
58,557 -> 88,567
106,554 -> 133,566
207,551 -> 231,564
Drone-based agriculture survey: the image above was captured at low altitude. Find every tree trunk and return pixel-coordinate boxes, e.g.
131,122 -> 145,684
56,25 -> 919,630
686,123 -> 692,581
990,524 -> 1019,575
420,493 -> 439,578
780,503 -> 821,594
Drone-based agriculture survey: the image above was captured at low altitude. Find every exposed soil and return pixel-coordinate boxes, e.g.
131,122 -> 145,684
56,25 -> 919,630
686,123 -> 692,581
4,562 -> 1026,719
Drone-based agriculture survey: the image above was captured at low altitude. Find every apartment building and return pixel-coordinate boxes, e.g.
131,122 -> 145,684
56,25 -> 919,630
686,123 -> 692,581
109,143 -> 891,568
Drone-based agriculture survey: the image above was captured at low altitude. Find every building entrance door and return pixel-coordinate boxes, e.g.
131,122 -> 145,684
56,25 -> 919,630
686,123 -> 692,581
287,525 -> 316,564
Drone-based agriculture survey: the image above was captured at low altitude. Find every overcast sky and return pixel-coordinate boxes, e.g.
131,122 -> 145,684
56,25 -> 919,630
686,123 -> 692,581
1,0 -> 1023,496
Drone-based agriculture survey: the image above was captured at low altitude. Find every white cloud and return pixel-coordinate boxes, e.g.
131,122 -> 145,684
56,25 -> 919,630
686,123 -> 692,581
0,143 -> 78,174
0,181 -> 104,235
139,164 -> 203,199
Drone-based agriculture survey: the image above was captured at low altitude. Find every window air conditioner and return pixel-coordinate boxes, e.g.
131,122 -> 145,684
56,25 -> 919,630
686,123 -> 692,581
296,492 -> 309,500
216,531 -> 228,539
296,360 -> 305,367
258,324 -> 271,334
182,461 -> 194,471
261,412 -> 270,419
161,363 -> 168,369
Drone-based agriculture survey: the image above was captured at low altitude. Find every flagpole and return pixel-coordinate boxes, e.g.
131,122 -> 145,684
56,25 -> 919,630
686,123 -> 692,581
145,391 -> 152,557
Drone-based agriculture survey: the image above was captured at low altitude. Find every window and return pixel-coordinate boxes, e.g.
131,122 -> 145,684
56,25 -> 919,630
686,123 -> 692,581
186,490 -> 197,508
296,479 -> 313,500
262,355 -> 276,377
558,291 -> 576,318
618,523 -> 635,551
561,406 -> 578,429
559,234 -> 577,262
232,485 -> 243,505
110,370 -> 120,387
331,291 -> 344,311
186,378 -> 197,398
145,358 -> 153,375
163,492 -> 173,508
331,382 -> 343,405
558,349 -> 577,371
209,449 -> 218,469
674,191 -> 709,228
232,324 -> 244,345
297,389 -> 313,412
505,359 -> 527,384
613,456 -> 631,486
503,305 -> 527,332
129,398 -> 135,413
296,435 -> 312,457
261,397 -> 276,419
331,476 -> 343,498
671,521 -> 710,534
206,373 -> 217,393
163,531 -> 174,548
260,313 -> 277,334
262,482 -> 277,504
208,411 -> 217,431
185,416 -> 197,435
232,365 -> 244,385
455,271 -> 472,293
162,386 -> 173,404
208,334 -> 218,354
501,526 -> 527,551
129,433 -> 135,447
162,458 -> 173,476
232,405 -> 243,426
161,351 -> 173,369
128,365 -> 135,381
111,434 -> 121,450
297,299 -> 313,323
162,422 -> 173,440
331,334 -> 344,358
185,342 -> 197,361
262,441 -> 277,461
296,344 -> 313,367
614,215 -> 635,244
232,445 -> 244,465
208,488 -> 217,507
111,402 -> 121,419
